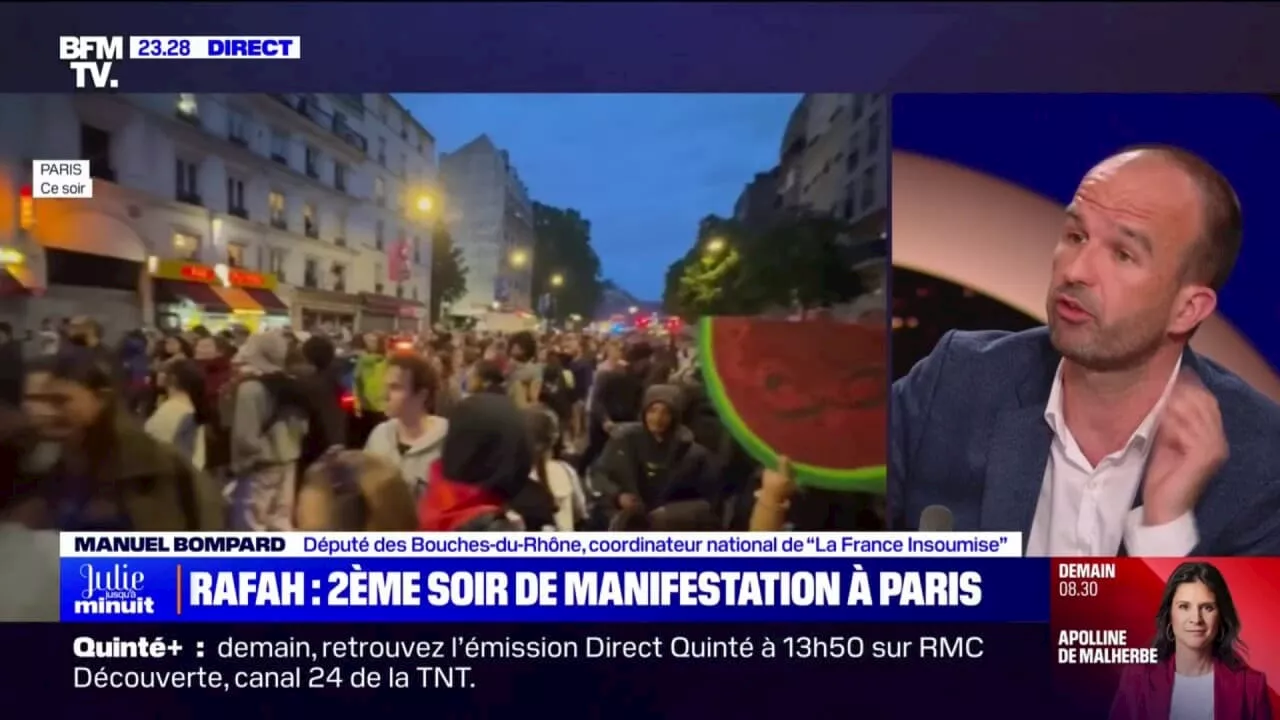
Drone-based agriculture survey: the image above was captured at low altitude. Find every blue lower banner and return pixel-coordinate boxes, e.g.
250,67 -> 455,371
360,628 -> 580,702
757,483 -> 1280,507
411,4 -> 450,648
61,558 -> 1049,622
0,622 -> 1095,718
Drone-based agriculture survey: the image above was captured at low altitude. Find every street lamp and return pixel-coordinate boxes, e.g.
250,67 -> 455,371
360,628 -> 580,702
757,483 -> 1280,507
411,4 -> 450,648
705,237 -> 726,255
550,273 -> 564,288
509,249 -> 528,268
415,195 -> 434,214
628,306 -> 638,315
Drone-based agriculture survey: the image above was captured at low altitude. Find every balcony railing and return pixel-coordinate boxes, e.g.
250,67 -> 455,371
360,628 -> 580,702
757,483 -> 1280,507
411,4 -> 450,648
228,133 -> 249,148
271,153 -> 289,166
228,206 -> 249,220
175,109 -> 201,127
269,217 -> 287,231
272,93 -> 368,155
305,164 -> 320,179
304,221 -> 319,239
176,191 -> 202,207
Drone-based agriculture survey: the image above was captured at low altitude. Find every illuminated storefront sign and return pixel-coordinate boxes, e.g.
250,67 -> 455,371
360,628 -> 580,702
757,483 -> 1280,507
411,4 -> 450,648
152,259 -> 277,290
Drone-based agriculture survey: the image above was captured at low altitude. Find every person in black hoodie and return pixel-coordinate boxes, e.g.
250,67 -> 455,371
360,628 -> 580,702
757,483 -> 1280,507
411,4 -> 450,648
590,384 -> 717,516
417,393 -> 557,532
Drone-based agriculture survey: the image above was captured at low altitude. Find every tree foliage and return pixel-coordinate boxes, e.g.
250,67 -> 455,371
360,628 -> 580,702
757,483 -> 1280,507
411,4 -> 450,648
429,221 -> 468,321
663,211 -> 868,319
531,202 -> 604,321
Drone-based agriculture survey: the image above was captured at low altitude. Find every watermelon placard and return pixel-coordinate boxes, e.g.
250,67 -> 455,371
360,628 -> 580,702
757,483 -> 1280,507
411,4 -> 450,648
698,316 -> 886,494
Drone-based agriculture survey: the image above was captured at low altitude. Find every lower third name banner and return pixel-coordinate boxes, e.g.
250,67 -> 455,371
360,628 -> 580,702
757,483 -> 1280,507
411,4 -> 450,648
61,558 -> 1049,622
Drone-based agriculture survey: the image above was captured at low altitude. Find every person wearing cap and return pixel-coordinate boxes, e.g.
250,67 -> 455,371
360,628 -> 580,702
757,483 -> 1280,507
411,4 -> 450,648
589,384 -> 717,517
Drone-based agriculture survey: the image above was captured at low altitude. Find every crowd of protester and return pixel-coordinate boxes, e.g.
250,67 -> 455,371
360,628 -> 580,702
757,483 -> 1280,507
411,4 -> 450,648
0,316 -> 883,544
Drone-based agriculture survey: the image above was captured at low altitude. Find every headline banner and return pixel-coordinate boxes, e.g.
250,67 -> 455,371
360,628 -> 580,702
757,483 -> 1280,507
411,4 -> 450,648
61,557 -> 1047,623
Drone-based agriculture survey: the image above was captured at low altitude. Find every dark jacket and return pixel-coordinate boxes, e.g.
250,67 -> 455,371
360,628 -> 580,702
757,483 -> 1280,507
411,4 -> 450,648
46,417 -> 224,531
297,365 -> 347,471
1110,657 -> 1270,720
594,422 -> 717,510
889,327 -> 1280,555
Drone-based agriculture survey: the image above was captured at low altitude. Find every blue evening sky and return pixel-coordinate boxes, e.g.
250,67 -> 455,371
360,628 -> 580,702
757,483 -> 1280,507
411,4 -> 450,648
396,94 -> 801,300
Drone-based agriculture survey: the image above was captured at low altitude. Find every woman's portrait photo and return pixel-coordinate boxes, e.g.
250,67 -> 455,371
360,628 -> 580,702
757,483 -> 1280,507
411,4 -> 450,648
1110,562 -> 1271,720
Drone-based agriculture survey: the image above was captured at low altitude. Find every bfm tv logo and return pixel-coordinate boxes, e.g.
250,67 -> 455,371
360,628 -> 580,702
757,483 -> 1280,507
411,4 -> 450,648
75,563 -> 156,616
59,36 -> 123,90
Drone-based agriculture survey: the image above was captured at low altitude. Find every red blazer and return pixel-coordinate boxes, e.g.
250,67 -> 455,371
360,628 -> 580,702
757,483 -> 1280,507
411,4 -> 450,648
1110,656 -> 1271,720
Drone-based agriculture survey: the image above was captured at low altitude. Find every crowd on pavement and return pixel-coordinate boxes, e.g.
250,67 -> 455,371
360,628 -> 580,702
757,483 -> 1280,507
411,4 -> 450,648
0,315 -> 881,618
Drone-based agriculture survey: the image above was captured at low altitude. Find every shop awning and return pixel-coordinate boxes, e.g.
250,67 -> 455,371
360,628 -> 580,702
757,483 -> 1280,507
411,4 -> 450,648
0,265 -> 37,295
209,286 -> 265,314
241,287 -> 290,315
154,279 -> 232,313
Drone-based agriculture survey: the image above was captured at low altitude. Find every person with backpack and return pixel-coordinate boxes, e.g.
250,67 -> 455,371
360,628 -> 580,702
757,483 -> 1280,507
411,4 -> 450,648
226,331 -> 311,530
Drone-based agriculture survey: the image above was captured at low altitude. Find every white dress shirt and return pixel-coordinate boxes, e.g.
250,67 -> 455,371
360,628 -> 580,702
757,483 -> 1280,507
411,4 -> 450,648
1026,357 -> 1198,557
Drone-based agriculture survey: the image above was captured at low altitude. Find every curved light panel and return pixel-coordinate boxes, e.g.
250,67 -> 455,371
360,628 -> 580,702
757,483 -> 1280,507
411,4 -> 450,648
891,150 -> 1280,403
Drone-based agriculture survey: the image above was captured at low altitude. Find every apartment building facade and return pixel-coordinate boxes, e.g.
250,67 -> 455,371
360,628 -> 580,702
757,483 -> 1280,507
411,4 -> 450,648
0,92 -> 436,337
439,135 -> 535,314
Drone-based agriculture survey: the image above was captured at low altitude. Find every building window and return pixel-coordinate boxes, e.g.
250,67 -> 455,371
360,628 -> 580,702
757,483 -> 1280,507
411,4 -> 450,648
227,242 -> 248,268
332,263 -> 347,293
846,141 -> 860,173
334,163 -> 348,192
303,203 -> 318,238
374,262 -> 385,295
175,159 -> 199,203
270,130 -> 289,165
172,232 -> 200,261
227,110 -> 248,145
866,112 -> 881,154
176,94 -> 198,117
267,247 -> 287,278
79,124 -> 114,181
226,177 -> 246,216
377,137 -> 387,165
374,177 -> 386,207
861,166 -> 876,210
375,219 -> 385,250
305,146 -> 320,178
412,236 -> 421,263
268,190 -> 287,229
304,258 -> 319,288
851,94 -> 864,121
400,153 -> 408,176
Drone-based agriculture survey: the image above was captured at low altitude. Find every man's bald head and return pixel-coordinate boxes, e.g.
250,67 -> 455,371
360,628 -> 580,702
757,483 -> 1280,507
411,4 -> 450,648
1112,144 -> 1242,291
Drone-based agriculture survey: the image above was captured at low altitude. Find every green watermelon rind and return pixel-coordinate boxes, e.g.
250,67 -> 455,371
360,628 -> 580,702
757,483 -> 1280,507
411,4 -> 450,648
697,317 -> 886,494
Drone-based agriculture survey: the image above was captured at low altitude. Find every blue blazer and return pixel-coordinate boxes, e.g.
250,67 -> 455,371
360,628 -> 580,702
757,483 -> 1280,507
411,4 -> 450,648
889,328 -> 1280,555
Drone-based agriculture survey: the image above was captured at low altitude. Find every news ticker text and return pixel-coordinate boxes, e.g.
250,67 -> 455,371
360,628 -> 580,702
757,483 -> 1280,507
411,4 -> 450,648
71,630 -> 986,691
58,36 -> 302,89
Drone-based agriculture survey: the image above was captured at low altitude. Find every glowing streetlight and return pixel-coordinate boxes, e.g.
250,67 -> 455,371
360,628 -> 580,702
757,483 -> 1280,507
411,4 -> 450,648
550,273 -> 564,288
705,237 -> 726,254
628,306 -> 638,315
415,195 -> 434,213
509,249 -> 528,268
